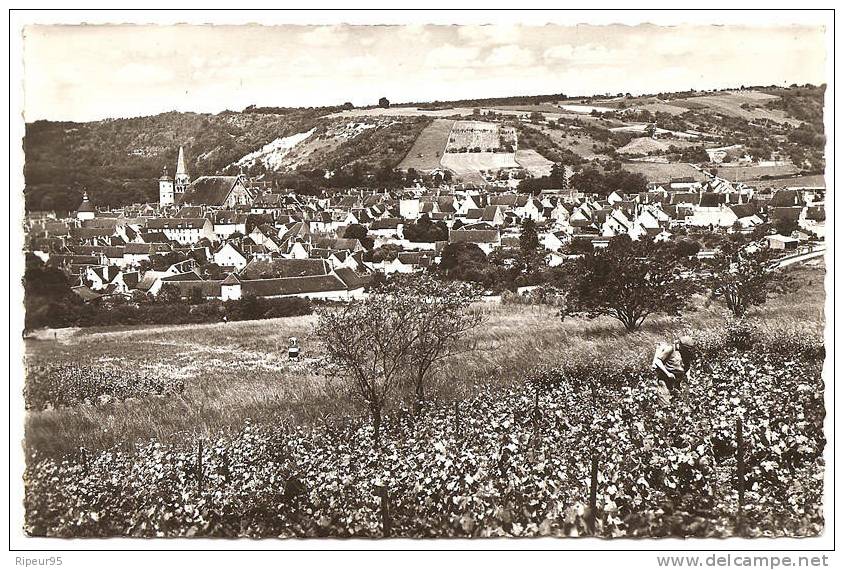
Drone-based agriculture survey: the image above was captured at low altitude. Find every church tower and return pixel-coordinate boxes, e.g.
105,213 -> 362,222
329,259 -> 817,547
159,165 -> 175,206
174,146 -> 190,198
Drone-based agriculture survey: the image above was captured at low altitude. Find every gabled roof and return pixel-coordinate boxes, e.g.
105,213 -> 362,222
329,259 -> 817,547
333,267 -> 373,290
147,218 -> 209,230
699,193 -> 726,208
179,176 -> 243,206
448,229 -> 500,244
240,273 -> 349,297
240,258 -> 331,280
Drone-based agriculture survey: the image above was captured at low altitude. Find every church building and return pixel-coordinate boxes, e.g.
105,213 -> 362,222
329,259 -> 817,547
159,146 -> 191,206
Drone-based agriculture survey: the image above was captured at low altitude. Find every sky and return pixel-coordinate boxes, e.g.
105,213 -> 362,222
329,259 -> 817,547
22,23 -> 827,122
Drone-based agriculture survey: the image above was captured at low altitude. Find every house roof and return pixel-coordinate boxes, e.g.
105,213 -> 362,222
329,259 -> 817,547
699,193 -> 726,208
240,273 -> 349,297
240,258 -> 331,280
147,218 -> 209,230
448,229 -> 500,244
333,267 -> 373,290
179,176 -> 242,206
769,206 -> 802,222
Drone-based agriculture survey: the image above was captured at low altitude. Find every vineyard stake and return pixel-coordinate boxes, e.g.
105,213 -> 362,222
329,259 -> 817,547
736,417 -> 745,536
454,401 -> 459,436
197,438 -> 204,494
588,454 -> 599,536
374,485 -> 391,538
532,385 -> 540,449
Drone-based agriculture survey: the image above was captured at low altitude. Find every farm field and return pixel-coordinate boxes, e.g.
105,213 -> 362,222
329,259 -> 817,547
397,118 -> 454,171
445,120 -> 516,152
617,137 -> 696,156
440,152 -> 519,184
622,162 -> 709,182
326,106 -> 475,119
522,124 -> 612,161
515,149 -> 554,177
758,174 -> 826,189
668,92 -> 799,126
715,163 -> 800,181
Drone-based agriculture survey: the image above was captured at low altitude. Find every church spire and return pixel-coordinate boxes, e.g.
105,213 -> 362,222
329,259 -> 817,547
176,146 -> 188,177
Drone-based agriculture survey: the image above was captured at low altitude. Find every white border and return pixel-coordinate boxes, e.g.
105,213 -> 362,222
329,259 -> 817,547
5,4 -> 838,565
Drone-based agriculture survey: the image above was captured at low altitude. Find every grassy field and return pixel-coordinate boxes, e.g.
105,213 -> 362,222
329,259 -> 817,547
515,149 -> 554,176
715,163 -> 800,181
622,161 -> 709,182
396,118 -> 454,171
23,264 -> 825,459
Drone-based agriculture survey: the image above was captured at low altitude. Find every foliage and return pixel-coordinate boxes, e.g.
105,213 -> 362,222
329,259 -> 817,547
707,243 -> 783,317
381,275 -> 484,410
568,167 -> 649,198
403,215 -> 449,243
519,219 -> 541,273
25,363 -> 186,411
558,239 -> 699,331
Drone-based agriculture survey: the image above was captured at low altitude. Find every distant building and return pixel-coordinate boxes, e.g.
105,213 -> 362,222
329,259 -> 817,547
159,146 -> 190,206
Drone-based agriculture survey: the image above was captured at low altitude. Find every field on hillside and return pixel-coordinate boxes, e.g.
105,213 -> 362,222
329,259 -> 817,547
445,120 -> 516,152
440,152 -> 519,184
618,137 -> 697,156
327,107 -> 475,119
760,174 -> 826,188
397,118 -> 454,171
668,92 -> 799,126
622,162 -> 709,182
715,163 -> 800,181
515,149 -> 554,176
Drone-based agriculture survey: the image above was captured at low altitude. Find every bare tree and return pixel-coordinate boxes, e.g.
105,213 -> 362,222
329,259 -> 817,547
384,276 -> 485,412
315,293 -> 419,447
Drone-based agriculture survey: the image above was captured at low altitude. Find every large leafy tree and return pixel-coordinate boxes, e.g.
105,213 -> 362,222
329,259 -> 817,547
558,238 -> 698,332
708,243 -> 782,317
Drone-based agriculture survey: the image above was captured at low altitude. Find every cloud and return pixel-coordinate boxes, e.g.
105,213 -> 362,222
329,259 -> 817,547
424,44 -> 481,69
458,25 -> 521,46
299,25 -> 349,47
484,45 -> 535,67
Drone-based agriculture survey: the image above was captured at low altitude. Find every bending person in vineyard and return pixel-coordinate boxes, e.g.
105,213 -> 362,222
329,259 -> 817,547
652,335 -> 697,407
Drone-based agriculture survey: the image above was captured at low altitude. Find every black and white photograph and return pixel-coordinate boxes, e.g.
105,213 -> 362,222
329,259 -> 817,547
8,7 -> 835,557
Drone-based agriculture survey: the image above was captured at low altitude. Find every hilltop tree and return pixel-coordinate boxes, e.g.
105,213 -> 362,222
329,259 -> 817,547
378,97 -> 390,109
558,238 -> 698,332
708,243 -> 782,317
